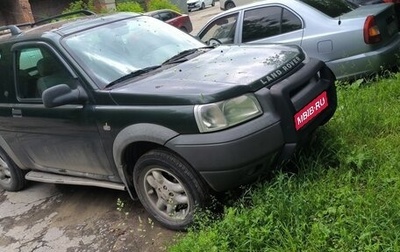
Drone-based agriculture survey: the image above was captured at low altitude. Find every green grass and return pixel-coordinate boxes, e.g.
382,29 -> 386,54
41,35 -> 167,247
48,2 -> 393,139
169,74 -> 400,251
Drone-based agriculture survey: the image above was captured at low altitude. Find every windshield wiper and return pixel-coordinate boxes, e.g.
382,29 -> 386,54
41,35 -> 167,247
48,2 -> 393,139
162,46 -> 213,65
105,65 -> 161,88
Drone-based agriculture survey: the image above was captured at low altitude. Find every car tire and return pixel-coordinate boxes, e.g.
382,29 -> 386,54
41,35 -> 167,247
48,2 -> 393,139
225,1 -> 236,9
180,27 -> 188,33
0,149 -> 26,191
212,0 -> 215,6
201,2 -> 206,9
133,149 -> 208,231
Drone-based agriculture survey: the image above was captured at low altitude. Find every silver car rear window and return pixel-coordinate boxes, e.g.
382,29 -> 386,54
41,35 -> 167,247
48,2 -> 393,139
302,0 -> 357,17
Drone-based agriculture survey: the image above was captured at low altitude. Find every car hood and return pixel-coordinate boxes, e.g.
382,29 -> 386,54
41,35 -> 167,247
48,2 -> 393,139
109,44 -> 305,105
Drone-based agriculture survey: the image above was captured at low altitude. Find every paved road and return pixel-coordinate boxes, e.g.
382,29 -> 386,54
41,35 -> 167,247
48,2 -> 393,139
0,5 -> 222,252
189,1 -> 222,35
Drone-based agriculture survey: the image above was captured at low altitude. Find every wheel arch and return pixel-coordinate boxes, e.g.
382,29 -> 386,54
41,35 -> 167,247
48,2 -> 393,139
0,135 -> 24,169
112,124 -> 179,197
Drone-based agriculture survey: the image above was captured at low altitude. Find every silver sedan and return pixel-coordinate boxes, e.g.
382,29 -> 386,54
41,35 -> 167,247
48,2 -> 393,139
197,0 -> 400,80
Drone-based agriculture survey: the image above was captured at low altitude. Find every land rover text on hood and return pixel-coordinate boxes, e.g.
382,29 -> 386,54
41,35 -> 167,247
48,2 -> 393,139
0,11 -> 337,230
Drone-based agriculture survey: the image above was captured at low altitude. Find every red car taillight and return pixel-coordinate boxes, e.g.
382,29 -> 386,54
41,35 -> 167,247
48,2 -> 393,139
384,0 -> 400,3
364,15 -> 382,44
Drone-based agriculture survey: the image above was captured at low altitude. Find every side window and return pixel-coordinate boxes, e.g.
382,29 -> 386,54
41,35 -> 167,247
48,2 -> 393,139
242,7 -> 282,43
151,14 -> 161,20
16,48 -> 43,99
16,46 -> 74,99
281,8 -> 302,33
242,7 -> 302,43
170,12 -> 179,19
198,13 -> 238,45
159,12 -> 174,21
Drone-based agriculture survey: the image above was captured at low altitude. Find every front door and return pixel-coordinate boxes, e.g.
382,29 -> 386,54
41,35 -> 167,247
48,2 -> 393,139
0,42 -> 116,179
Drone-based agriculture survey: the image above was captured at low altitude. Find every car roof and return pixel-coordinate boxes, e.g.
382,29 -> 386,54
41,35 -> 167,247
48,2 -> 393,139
0,12 -> 142,43
145,9 -> 180,15
218,0 -> 356,18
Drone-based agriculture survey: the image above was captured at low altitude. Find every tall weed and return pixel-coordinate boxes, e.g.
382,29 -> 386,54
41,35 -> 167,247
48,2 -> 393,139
170,74 -> 400,251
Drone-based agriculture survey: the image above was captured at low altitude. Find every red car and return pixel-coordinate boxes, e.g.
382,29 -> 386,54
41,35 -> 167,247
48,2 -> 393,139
145,9 -> 193,33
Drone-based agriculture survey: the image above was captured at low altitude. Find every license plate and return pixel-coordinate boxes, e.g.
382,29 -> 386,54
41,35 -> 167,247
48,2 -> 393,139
294,91 -> 328,131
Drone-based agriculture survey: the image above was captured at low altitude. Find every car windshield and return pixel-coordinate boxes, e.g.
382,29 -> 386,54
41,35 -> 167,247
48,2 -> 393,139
302,0 -> 357,17
63,16 -> 205,89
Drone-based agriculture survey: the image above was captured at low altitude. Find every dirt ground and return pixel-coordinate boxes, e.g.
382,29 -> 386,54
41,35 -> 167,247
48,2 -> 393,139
0,182 -> 179,252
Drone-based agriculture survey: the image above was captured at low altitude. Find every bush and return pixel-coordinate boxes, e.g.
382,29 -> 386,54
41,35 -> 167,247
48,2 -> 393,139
147,0 -> 181,12
116,1 -> 144,12
63,0 -> 97,13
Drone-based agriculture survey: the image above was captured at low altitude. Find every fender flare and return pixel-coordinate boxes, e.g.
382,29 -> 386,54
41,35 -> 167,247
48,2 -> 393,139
112,123 -> 179,193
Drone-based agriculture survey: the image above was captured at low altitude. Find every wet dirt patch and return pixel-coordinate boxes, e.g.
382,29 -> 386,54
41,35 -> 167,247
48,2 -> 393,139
0,183 -> 178,251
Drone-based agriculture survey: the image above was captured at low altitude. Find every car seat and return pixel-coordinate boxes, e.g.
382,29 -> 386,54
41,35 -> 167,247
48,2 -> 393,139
36,57 -> 72,96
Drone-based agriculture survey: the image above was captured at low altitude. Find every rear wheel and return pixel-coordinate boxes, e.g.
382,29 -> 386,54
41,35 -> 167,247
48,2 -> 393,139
201,2 -> 206,9
225,1 -> 236,9
133,149 -> 208,230
0,149 -> 26,191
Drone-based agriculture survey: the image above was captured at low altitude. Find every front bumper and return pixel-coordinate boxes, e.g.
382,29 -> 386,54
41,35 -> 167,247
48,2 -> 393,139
188,2 -> 201,10
166,114 -> 284,192
166,58 -> 337,192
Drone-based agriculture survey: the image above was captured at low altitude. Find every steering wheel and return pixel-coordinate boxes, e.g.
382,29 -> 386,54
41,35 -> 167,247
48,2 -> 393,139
208,38 -> 222,47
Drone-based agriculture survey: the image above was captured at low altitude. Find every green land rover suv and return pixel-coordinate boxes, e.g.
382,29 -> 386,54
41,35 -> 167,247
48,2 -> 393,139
0,11 -> 337,230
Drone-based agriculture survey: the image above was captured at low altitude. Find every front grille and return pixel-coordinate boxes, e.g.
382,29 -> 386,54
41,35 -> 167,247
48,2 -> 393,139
268,58 -> 337,142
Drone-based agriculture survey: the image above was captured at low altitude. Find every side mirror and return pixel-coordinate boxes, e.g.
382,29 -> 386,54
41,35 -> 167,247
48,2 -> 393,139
42,84 -> 88,108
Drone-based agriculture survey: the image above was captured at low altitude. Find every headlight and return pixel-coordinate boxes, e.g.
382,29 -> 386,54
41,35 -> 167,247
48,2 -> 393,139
194,94 -> 262,133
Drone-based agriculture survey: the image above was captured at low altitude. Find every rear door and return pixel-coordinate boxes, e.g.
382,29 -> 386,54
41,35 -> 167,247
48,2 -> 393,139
240,5 -> 304,46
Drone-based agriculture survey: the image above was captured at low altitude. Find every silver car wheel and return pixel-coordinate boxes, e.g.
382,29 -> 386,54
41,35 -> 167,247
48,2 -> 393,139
143,168 -> 190,220
133,149 -> 209,230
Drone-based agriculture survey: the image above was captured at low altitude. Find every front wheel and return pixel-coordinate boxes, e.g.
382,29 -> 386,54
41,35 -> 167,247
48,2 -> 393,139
201,2 -> 206,9
133,149 -> 208,230
0,149 -> 26,191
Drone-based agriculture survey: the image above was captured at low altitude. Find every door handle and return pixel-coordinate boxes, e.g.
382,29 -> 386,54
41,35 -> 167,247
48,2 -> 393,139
12,108 -> 22,117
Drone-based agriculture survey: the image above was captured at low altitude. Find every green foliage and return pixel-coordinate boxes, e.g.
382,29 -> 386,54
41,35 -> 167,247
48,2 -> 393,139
170,74 -> 400,251
63,0 -> 97,13
63,0 -> 181,15
116,1 -> 144,12
147,0 -> 181,12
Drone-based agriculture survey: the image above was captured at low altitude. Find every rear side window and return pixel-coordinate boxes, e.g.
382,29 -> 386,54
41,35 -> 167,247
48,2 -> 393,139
242,7 -> 302,43
301,0 -> 356,17
159,11 -> 178,21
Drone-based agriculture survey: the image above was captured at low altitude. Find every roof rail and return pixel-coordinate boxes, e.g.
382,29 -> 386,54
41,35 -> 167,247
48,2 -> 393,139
17,10 -> 96,28
0,25 -> 22,36
34,10 -> 96,26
